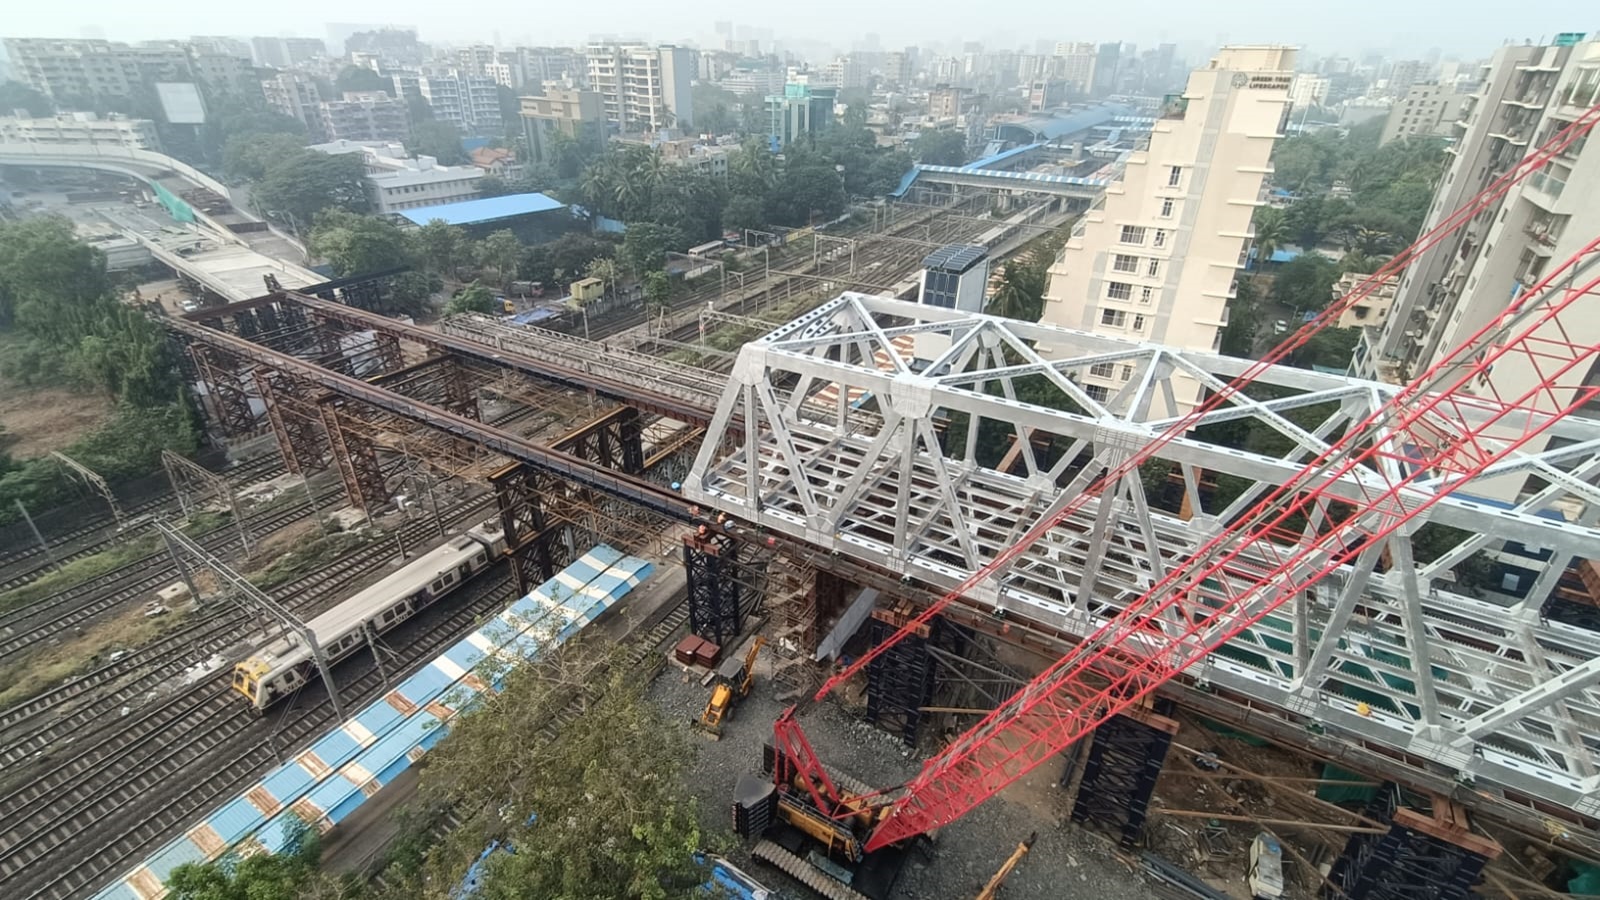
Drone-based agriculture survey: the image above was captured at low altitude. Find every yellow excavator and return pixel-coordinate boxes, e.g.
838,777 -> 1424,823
695,636 -> 765,739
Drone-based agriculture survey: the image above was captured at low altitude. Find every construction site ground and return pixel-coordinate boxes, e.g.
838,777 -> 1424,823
648,649 -> 1159,900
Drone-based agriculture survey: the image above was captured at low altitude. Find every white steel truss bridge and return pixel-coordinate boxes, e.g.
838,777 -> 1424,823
685,292 -> 1600,818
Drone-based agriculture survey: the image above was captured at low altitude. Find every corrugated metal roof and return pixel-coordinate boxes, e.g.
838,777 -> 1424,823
922,244 -> 989,274
400,192 -> 566,227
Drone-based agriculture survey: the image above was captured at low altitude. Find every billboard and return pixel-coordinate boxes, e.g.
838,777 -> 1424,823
155,82 -> 207,125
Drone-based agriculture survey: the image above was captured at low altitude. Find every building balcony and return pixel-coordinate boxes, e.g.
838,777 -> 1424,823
1487,129 -> 1530,147
1524,170 -> 1567,209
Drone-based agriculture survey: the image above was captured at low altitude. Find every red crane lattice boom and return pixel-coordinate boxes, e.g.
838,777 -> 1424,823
766,104 -> 1600,852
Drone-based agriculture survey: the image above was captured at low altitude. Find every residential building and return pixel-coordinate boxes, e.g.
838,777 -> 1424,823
1027,79 -> 1066,112
469,146 -> 524,180
1333,271 -> 1398,329
251,36 -> 324,68
307,139 -> 483,214
653,138 -> 733,179
3,37 -> 192,101
1038,46 -> 1296,411
519,88 -> 605,164
510,47 -> 584,87
188,48 -> 251,94
1092,43 -> 1122,97
0,112 -> 160,151
823,56 -> 869,91
1359,38 -> 1598,387
720,68 -> 785,98
396,70 -> 502,136
455,45 -> 498,76
1357,37 -> 1600,501
1380,81 -> 1474,143
585,43 -> 694,132
343,28 -> 426,67
1386,59 -> 1427,98
768,82 -> 836,147
318,91 -> 410,143
261,71 -> 325,141
1053,41 -> 1098,95
928,84 -> 966,120
1288,74 -> 1329,110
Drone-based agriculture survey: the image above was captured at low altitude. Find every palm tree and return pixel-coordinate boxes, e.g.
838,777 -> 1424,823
986,262 -> 1047,321
1251,207 -> 1288,273
579,161 -> 616,216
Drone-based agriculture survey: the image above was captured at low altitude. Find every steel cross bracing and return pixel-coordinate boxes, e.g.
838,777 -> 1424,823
683,283 -> 1600,823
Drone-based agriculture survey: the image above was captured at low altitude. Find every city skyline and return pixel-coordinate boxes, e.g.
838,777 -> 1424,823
1,0 -> 1594,61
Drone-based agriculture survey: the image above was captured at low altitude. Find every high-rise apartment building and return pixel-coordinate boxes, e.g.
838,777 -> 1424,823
1053,41 -> 1099,95
1386,59 -> 1428,98
1288,74 -> 1329,110
585,43 -> 695,132
1380,81 -> 1475,144
318,91 -> 410,143
391,70 -> 503,137
261,71 -> 325,140
1037,46 -> 1296,411
250,36 -> 325,69
3,38 -> 191,101
1358,38 -> 1599,390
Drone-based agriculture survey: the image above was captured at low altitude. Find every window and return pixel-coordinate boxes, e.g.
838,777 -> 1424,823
1106,281 -> 1132,300
1089,362 -> 1116,378
1147,259 -> 1160,277
1084,384 -> 1111,402
1132,314 -> 1147,332
1120,364 -> 1135,381
1112,254 -> 1139,273
1140,286 -> 1154,304
1100,309 -> 1127,327
1153,229 -> 1168,248
1119,225 -> 1147,245
1167,165 -> 1182,187
1159,198 -> 1175,218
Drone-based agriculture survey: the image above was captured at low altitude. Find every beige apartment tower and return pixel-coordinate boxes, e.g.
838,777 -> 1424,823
1037,46 -> 1295,410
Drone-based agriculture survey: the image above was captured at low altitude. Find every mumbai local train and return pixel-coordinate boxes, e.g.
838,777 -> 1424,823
232,521 -> 508,711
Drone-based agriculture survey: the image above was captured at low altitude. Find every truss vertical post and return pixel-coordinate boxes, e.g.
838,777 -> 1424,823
864,608 -> 939,746
491,463 -> 558,597
684,530 -> 742,648
12,500 -> 60,572
442,358 -> 480,421
1324,787 -> 1501,900
1070,705 -> 1178,849
318,397 -> 390,517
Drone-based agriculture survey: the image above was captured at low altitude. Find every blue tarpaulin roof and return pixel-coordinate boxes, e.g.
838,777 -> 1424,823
401,193 -> 566,227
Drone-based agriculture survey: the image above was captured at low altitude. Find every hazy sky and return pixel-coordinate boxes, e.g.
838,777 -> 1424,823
3,0 -> 1596,60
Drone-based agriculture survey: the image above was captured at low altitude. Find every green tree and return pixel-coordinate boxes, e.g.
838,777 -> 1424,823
407,657 -> 707,900
410,120 -> 467,165
583,257 -> 618,302
308,210 -> 418,276
722,194 -> 766,235
765,159 -> 845,226
0,217 -> 114,331
446,281 -> 498,315
1251,206 -> 1287,271
415,219 -> 470,278
986,261 -> 1047,322
165,819 -> 335,900
222,133 -> 306,182
1219,277 -> 1261,357
477,230 -> 524,286
0,80 -> 54,116
384,271 -> 442,317
255,150 -> 371,228
1289,326 -> 1361,370
1271,254 -> 1341,315
913,128 -> 968,166
477,174 -> 513,197
333,66 -> 389,95
620,222 -> 685,276
643,269 -> 672,315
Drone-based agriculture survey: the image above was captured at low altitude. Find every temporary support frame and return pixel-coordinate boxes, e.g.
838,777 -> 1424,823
190,343 -> 258,438
255,368 -> 328,474
1324,786 -> 1502,900
1069,704 -> 1179,849
551,406 -> 645,475
863,609 -> 940,746
489,462 -> 563,597
684,531 -> 742,648
319,395 -> 391,515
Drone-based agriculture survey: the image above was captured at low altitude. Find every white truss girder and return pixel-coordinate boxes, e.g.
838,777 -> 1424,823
686,293 -> 1600,814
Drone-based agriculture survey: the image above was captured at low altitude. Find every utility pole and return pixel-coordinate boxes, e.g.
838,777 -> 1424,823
161,450 -> 252,555
154,521 -> 348,722
13,500 -> 60,572
51,451 -> 124,529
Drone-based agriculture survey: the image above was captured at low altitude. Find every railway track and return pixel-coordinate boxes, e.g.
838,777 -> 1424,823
0,481 -> 349,668
0,503 -> 507,899
0,496 -> 496,771
0,455 -> 284,590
